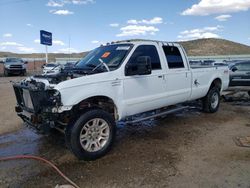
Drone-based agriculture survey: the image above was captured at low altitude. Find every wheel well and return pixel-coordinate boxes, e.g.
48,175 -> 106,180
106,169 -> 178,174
209,78 -> 222,91
74,96 -> 118,120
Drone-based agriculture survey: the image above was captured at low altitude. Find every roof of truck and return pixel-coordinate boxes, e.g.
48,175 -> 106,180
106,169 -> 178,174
109,39 -> 180,46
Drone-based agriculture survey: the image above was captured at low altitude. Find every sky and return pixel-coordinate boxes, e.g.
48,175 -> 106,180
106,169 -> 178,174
0,0 -> 250,54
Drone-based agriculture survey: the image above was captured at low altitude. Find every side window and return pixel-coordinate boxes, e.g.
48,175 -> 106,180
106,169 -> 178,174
236,62 -> 250,71
127,45 -> 161,70
163,46 -> 184,69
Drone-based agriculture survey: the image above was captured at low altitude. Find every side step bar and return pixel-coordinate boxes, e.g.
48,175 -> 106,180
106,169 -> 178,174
125,106 -> 188,124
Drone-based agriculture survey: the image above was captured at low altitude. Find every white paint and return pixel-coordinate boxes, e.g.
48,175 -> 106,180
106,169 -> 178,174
34,40 -> 230,120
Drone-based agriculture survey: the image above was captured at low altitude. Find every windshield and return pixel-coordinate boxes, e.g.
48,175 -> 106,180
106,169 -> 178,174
45,64 -> 57,67
76,44 -> 133,71
5,58 -> 23,64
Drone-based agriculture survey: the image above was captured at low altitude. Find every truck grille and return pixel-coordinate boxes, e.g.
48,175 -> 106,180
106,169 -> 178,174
22,89 -> 34,110
10,65 -> 22,69
13,84 -> 49,113
13,86 -> 35,112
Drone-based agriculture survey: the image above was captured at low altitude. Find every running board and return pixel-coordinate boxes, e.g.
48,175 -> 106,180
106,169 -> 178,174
125,106 -> 188,124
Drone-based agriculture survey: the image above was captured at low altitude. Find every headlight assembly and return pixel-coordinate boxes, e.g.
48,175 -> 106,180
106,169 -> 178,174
47,89 -> 61,106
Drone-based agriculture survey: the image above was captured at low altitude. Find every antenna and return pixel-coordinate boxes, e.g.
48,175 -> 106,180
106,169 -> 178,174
69,35 -> 71,62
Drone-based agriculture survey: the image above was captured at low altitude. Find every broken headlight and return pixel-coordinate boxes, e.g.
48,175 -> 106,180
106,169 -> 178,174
47,89 -> 61,106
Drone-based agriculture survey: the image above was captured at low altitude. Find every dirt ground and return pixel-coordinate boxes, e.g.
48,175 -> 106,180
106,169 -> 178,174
0,76 -> 25,134
0,76 -> 250,188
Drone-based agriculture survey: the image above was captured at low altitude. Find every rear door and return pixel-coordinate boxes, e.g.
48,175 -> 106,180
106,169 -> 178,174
161,44 -> 192,104
230,62 -> 250,86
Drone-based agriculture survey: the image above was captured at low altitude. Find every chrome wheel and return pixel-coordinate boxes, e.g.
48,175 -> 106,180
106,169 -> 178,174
211,92 -> 219,109
79,118 -> 110,152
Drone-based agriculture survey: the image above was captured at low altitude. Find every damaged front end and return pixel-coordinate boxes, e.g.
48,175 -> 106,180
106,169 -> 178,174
13,78 -> 63,134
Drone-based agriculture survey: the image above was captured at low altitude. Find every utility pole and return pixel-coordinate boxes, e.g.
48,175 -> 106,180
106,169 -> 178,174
69,35 -> 71,62
45,45 -> 48,64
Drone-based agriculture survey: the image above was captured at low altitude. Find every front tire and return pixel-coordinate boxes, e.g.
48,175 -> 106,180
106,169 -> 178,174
21,70 -> 26,76
202,87 -> 220,113
4,69 -> 8,77
67,109 -> 116,160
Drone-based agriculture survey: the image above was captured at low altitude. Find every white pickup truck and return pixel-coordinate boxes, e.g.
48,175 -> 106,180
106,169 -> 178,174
13,40 -> 229,160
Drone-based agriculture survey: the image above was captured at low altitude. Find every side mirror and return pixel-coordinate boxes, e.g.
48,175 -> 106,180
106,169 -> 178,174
136,56 -> 152,75
231,67 -> 238,72
24,61 -> 28,64
125,56 -> 152,76
41,64 -> 45,69
0,61 -> 4,64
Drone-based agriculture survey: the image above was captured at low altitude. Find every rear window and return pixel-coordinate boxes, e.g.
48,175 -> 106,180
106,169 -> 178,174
162,46 -> 184,69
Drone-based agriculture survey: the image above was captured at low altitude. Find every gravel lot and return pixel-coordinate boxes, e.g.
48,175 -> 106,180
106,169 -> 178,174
0,76 -> 250,188
0,76 -> 25,134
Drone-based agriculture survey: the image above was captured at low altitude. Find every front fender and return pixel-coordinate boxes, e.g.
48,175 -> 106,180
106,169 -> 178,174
57,81 -> 124,118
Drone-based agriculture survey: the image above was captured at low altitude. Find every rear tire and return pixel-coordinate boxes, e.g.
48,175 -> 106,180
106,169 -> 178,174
202,87 -> 220,113
66,109 -> 116,160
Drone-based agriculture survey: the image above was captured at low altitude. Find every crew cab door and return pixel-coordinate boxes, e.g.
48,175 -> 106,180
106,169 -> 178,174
123,44 -> 166,116
161,44 -> 192,104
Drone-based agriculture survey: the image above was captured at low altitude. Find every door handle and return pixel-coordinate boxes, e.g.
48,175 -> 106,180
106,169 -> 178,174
158,75 -> 163,78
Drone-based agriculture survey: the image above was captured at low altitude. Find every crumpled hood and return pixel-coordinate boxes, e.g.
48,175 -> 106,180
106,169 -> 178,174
54,71 -> 120,91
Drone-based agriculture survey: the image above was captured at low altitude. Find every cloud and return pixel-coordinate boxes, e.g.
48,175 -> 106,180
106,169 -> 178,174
182,0 -> 250,16
17,47 -> 37,53
34,39 -> 40,43
178,25 -> 222,41
50,9 -> 74,15
215,14 -> 232,21
0,42 -> 23,46
67,0 -> 95,5
127,17 -> 163,25
116,25 -> 159,37
127,20 -> 138,25
34,39 -> 65,45
26,23 -> 33,27
109,23 -> 119,27
47,0 -> 64,7
3,33 -> 12,38
91,40 -> 99,44
58,47 -> 79,53
53,40 -> 65,45
46,0 -> 94,7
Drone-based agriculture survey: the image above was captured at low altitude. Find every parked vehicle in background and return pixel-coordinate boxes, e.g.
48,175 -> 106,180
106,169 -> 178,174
12,39 -> 229,160
3,57 -> 27,76
202,60 -> 215,65
42,63 -> 61,74
229,61 -> 250,86
63,62 -> 76,70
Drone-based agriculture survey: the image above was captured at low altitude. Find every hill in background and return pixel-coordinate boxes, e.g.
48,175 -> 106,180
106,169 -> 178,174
0,52 -> 87,62
0,38 -> 250,61
179,38 -> 250,56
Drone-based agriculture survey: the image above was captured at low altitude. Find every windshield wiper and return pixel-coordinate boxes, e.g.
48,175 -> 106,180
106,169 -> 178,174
91,59 -> 110,72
